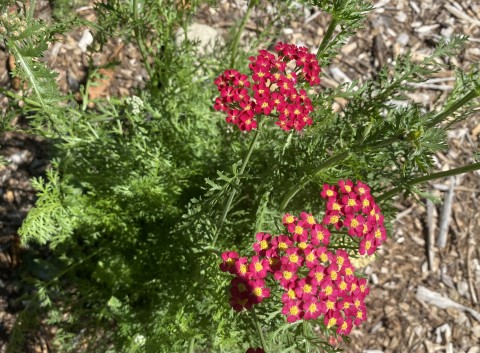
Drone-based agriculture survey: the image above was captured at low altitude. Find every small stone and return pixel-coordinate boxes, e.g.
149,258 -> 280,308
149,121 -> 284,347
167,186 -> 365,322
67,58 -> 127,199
4,189 -> 14,203
395,12 -> 407,22
396,33 -> 410,46
78,29 -> 93,52
175,23 -> 224,55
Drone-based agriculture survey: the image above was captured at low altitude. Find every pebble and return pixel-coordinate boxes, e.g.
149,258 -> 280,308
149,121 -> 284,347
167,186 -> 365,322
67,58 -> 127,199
396,32 -> 410,47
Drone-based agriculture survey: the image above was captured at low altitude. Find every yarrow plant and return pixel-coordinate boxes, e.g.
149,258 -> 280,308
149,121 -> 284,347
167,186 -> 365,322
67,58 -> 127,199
213,43 -> 321,131
4,0 -> 480,352
220,180 -> 385,343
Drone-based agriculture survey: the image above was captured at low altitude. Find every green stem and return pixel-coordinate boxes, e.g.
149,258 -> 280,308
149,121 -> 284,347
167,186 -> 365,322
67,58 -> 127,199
230,0 -> 257,68
212,126 -> 262,247
316,17 -> 338,61
252,307 -> 268,351
132,0 -> 155,82
377,162 -> 480,202
27,0 -> 36,21
188,338 -> 195,353
279,136 -> 400,212
427,88 -> 480,128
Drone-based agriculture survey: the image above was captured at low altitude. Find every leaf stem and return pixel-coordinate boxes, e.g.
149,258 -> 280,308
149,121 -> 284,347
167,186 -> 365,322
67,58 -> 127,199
377,162 -> 480,202
230,0 -> 258,68
212,126 -> 262,247
252,307 -> 268,352
279,136 -> 400,212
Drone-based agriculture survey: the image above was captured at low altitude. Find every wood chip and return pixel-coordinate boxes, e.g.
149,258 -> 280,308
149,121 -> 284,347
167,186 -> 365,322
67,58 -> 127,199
416,285 -> 480,321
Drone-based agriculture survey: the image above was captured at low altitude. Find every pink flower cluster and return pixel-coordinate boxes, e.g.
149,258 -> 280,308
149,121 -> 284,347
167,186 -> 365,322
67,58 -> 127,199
219,180 -> 386,336
320,180 -> 387,255
213,43 -> 321,132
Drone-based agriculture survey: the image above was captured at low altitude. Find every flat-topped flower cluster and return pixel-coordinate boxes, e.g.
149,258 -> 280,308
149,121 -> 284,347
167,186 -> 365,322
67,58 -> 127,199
320,180 -> 387,255
219,180 -> 386,335
213,43 -> 321,132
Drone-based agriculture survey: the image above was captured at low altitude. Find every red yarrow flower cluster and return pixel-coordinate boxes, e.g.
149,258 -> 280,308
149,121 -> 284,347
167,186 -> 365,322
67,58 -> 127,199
220,217 -> 369,335
213,42 -> 321,132
320,180 -> 387,255
220,180 -> 385,336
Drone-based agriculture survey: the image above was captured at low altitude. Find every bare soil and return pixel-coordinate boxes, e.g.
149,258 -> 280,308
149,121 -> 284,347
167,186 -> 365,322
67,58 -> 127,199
1,0 -> 479,352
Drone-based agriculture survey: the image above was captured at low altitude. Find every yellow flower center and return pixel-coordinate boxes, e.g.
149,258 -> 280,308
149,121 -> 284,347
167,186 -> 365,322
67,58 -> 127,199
348,198 -> 356,206
330,216 -> 339,224
283,271 -> 292,280
326,190 -> 333,197
260,240 -> 268,249
307,216 -> 315,225
289,254 -> 298,263
254,262 -> 263,272
239,264 -> 247,274
326,300 -> 335,310
324,285 -> 333,296
294,226 -> 303,235
308,303 -> 317,313
253,287 -> 263,297
278,241 -> 288,251
306,253 -> 314,262
351,219 -> 359,228
327,318 -> 337,328
285,216 -> 294,223
303,284 -> 312,293
289,306 -> 299,316
298,242 -> 307,250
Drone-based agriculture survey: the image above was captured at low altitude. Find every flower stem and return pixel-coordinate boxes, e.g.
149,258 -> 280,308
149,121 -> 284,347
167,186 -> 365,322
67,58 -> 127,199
27,0 -> 36,20
316,17 -> 338,61
279,136 -> 400,212
427,88 -> 480,128
212,126 -> 262,247
252,307 -> 268,352
230,0 -> 258,68
132,0 -> 155,83
377,162 -> 480,202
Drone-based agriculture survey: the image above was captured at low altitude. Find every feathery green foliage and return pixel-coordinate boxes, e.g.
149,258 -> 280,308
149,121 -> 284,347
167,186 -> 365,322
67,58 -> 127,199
2,0 -> 480,352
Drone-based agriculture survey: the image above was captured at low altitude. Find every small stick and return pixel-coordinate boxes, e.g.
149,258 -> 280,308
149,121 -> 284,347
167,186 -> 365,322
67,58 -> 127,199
437,177 -> 456,249
467,196 -> 479,304
427,199 -> 435,271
